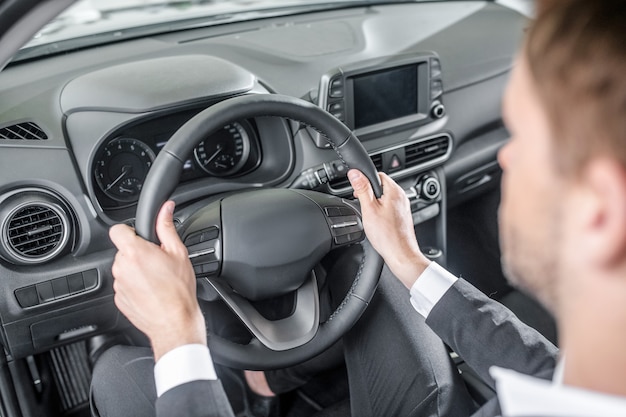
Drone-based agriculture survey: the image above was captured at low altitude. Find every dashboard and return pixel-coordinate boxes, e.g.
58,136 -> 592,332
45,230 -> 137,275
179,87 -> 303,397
0,1 -> 525,358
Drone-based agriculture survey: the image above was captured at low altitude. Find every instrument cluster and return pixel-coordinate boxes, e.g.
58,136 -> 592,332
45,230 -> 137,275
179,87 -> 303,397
91,111 -> 260,210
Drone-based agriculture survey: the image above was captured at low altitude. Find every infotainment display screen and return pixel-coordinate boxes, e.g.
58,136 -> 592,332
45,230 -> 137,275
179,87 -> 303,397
352,64 -> 418,130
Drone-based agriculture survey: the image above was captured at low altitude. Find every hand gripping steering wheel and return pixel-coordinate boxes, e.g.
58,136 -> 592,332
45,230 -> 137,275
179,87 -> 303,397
134,94 -> 384,369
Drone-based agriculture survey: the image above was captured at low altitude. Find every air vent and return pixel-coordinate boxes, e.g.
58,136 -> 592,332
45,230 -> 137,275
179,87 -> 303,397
371,153 -> 384,171
0,122 -> 48,140
0,191 -> 71,265
405,135 -> 450,168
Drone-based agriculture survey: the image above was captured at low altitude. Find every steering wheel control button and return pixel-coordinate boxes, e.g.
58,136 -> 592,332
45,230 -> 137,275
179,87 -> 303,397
185,227 -> 219,246
338,207 -> 354,216
185,227 -> 221,277
325,207 -> 341,217
324,205 -> 364,246
194,262 -> 219,275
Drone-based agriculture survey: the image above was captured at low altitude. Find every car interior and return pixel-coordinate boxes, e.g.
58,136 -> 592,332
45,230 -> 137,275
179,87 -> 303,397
0,0 -> 556,416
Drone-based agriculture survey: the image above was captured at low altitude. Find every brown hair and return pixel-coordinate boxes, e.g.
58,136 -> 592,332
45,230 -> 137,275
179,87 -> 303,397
525,0 -> 626,175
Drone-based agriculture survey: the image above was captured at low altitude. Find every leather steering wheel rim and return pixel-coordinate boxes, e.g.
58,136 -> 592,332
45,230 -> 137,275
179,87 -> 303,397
135,93 -> 384,369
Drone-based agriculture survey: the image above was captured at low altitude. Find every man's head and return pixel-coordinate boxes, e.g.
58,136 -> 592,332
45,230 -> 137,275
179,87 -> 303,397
498,0 -> 626,316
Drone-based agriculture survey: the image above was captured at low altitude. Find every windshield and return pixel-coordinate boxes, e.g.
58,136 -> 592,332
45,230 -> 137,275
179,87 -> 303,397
18,0 -> 463,61
24,1 -> 410,49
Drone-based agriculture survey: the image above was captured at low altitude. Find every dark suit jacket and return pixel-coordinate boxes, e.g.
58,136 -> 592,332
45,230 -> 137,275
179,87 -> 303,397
156,379 -> 235,417
427,279 -> 559,416
156,278 -> 558,417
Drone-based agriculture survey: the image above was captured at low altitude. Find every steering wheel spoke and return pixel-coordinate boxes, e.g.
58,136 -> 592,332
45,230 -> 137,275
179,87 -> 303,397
204,273 -> 320,351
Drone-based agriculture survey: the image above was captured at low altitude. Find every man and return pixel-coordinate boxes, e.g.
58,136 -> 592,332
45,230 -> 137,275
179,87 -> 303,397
92,1 -> 626,416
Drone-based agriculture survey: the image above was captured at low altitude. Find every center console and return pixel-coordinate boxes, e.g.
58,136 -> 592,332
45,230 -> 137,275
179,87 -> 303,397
294,53 -> 451,264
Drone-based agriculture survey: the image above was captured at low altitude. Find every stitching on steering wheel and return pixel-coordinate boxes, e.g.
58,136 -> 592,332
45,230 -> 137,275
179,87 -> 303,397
322,136 -> 350,170
326,243 -> 366,323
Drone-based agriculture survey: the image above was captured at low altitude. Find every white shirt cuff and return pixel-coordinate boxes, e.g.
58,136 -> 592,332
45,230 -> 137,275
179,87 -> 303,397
410,262 -> 458,318
153,344 -> 217,397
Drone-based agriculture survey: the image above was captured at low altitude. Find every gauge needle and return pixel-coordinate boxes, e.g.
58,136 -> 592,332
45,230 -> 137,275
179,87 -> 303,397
205,144 -> 223,164
106,165 -> 131,191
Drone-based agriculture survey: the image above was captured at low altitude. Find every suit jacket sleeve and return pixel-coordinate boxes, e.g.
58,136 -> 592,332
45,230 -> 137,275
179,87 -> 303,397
425,278 -> 558,390
156,380 -> 235,417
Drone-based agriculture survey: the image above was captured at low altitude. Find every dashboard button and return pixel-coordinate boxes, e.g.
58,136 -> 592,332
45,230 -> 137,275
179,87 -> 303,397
36,281 -> 54,303
15,286 -> 39,308
431,80 -> 443,100
83,269 -> 99,290
431,58 -> 442,78
330,78 -> 343,89
67,273 -> 85,294
329,88 -> 344,98
51,277 -> 70,299
328,102 -> 343,112
331,111 -> 344,121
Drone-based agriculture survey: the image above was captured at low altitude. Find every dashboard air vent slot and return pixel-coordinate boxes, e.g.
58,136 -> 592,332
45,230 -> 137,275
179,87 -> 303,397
405,135 -> 450,168
0,191 -> 72,265
371,153 -> 384,172
0,122 -> 48,141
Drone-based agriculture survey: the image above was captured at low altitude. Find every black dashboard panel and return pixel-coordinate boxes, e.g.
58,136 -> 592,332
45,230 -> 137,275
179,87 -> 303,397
0,1 -> 526,358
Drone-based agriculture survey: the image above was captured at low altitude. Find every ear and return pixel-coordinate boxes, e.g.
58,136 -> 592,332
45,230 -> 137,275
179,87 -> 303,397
581,159 -> 626,268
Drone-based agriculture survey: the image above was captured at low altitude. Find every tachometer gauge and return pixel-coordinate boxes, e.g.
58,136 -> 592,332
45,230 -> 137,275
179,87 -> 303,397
194,122 -> 250,177
94,138 -> 156,202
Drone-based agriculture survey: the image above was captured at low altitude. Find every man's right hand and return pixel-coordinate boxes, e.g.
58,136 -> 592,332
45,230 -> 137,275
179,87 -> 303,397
348,169 -> 431,289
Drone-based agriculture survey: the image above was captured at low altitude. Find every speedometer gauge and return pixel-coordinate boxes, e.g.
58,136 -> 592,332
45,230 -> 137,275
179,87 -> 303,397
94,138 -> 155,202
194,122 -> 250,177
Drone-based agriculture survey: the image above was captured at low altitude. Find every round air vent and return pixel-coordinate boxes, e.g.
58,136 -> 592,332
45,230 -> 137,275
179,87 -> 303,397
0,191 -> 72,265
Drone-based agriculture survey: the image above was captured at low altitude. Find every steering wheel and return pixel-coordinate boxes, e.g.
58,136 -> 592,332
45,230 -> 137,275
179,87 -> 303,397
135,94 -> 384,369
